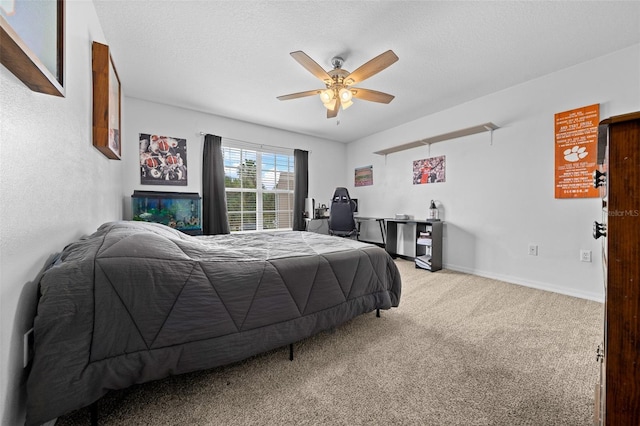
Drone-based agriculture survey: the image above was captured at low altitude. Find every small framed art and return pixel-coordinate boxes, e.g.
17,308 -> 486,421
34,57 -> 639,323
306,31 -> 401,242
355,165 -> 373,187
92,41 -> 121,160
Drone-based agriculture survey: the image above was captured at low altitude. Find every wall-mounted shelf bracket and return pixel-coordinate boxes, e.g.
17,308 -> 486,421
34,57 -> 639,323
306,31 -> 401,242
373,122 -> 499,155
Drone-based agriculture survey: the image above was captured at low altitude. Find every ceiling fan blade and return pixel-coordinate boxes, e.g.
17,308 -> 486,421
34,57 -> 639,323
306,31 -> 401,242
277,89 -> 322,101
327,99 -> 339,119
290,51 -> 332,83
345,50 -> 399,85
351,88 -> 395,104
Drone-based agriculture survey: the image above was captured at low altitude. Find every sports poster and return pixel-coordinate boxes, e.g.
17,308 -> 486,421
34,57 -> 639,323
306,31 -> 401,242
413,155 -> 446,185
139,133 -> 188,185
355,165 -> 373,187
554,104 -> 599,198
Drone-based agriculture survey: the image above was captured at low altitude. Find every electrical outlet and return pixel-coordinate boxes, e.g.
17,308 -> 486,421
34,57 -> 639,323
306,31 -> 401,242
580,249 -> 592,262
528,244 -> 538,256
23,328 -> 34,368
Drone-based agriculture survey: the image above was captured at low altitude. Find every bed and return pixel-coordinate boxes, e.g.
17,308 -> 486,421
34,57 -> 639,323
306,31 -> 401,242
26,221 -> 401,425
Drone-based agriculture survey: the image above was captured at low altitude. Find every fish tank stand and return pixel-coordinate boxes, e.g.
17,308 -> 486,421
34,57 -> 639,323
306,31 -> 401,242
131,191 -> 202,235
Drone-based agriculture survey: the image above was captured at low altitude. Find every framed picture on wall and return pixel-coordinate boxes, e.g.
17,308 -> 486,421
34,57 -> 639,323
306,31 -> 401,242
0,0 -> 65,96
355,165 -> 373,187
92,41 -> 121,160
413,155 -> 446,185
139,133 -> 188,185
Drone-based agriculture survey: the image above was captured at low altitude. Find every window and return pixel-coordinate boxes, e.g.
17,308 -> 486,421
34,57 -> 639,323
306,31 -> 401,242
223,143 -> 295,232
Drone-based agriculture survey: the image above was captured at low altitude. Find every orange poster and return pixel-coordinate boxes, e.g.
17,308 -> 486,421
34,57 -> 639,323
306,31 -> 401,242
554,104 -> 599,198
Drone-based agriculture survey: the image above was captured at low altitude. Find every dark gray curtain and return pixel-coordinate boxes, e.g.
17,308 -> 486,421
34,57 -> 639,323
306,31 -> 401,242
202,134 -> 230,234
293,149 -> 309,231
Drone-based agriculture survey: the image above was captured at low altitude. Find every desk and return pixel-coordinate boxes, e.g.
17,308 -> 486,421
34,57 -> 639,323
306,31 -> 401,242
385,219 -> 443,271
355,217 -> 387,246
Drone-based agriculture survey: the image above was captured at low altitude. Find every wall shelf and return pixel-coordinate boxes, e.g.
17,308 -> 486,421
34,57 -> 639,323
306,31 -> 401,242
373,122 -> 499,155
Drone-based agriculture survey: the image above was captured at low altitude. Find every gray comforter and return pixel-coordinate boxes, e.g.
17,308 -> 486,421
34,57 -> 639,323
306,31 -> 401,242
26,221 -> 401,425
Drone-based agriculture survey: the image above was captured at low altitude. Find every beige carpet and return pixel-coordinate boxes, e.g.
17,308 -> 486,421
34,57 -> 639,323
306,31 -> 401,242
57,260 -> 603,425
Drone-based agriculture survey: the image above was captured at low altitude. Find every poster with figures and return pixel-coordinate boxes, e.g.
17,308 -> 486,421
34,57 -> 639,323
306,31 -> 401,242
413,155 -> 446,185
139,133 -> 188,185
554,104 -> 599,198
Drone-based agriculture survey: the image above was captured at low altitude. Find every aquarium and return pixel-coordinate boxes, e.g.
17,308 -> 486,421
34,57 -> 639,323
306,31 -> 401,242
131,191 -> 202,235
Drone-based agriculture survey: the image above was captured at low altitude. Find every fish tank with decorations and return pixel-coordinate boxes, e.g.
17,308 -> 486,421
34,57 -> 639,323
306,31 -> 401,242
131,191 -> 202,235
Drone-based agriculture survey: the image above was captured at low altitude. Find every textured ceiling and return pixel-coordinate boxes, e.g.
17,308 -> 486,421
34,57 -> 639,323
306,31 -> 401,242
93,1 -> 640,143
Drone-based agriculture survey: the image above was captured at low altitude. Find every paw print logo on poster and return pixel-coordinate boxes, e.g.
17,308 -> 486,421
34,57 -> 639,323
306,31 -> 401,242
563,145 -> 588,162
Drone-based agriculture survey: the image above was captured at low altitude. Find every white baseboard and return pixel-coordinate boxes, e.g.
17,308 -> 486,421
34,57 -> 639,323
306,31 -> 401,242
444,263 -> 605,303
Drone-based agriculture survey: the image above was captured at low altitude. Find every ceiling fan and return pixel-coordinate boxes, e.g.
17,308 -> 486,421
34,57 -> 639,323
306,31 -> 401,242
277,50 -> 399,119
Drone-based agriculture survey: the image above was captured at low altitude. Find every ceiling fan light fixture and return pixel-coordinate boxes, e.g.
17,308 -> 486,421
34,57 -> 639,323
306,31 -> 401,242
339,88 -> 353,102
323,97 -> 338,110
340,99 -> 354,110
320,88 -> 335,104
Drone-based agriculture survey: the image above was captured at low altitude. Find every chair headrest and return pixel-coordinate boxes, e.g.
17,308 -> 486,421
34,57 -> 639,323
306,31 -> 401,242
331,187 -> 351,203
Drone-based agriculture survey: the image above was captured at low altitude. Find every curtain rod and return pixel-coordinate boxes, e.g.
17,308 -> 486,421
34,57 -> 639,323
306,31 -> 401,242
199,132 -> 311,153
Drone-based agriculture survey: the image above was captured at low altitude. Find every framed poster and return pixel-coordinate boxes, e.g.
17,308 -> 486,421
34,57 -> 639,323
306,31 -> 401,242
413,155 -> 446,185
139,133 -> 188,185
92,42 -> 121,160
355,165 -> 373,187
0,0 -> 64,96
554,104 -> 599,198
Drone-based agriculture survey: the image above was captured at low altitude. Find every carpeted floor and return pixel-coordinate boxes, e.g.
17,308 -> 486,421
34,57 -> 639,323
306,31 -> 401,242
57,259 -> 603,425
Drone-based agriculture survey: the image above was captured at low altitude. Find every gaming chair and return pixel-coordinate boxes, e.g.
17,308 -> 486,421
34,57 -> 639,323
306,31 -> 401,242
328,187 -> 358,238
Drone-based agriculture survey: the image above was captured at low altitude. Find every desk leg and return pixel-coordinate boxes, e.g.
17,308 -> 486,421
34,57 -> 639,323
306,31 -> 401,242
385,221 -> 398,257
378,219 -> 386,245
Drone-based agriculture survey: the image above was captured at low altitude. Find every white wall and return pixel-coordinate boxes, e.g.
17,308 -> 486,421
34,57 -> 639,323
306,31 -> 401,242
121,98 -> 347,220
348,44 -> 640,302
0,1 -> 123,424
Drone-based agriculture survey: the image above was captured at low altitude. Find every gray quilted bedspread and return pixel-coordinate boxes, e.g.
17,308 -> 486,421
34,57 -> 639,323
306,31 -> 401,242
26,221 -> 401,425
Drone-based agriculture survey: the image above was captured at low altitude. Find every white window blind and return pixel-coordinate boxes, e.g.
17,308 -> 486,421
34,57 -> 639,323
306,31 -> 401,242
222,142 -> 295,232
